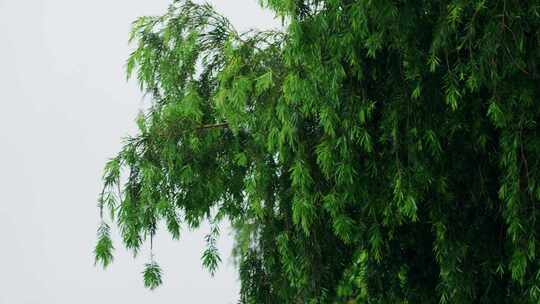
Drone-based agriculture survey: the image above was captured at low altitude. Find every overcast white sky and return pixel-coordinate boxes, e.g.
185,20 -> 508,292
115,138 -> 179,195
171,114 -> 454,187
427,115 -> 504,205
0,1 -> 279,303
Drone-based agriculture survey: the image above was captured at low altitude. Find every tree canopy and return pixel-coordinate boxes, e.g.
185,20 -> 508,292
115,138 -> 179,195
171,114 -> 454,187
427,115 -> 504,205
95,0 -> 540,302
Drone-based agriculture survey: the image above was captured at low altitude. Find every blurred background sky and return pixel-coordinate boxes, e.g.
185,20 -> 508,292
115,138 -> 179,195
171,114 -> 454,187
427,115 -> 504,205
0,1 -> 279,303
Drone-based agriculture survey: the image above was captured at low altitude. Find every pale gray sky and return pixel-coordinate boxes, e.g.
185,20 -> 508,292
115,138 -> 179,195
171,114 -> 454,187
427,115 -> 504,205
0,1 -> 279,303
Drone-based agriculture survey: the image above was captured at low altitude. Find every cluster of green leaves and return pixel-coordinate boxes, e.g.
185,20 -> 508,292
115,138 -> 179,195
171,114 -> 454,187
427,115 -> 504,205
95,0 -> 540,302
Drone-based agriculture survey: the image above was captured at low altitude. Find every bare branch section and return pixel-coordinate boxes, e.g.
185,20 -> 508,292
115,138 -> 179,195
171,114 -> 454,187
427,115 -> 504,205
195,122 -> 229,130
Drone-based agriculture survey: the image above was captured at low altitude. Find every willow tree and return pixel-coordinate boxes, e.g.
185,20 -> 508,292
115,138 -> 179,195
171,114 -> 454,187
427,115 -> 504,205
94,0 -> 540,302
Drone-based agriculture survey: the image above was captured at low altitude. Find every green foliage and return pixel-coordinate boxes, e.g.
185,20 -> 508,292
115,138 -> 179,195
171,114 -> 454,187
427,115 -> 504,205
143,261 -> 163,290
94,222 -> 114,268
95,0 -> 540,302
201,224 -> 222,276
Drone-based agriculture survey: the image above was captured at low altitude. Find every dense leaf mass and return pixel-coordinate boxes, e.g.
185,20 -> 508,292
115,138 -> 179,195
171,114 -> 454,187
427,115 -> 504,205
95,0 -> 540,302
